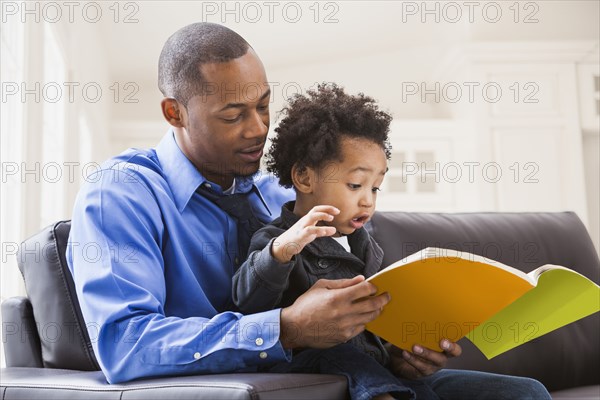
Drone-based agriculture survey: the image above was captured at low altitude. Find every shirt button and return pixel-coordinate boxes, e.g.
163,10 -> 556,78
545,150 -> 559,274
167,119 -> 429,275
255,337 -> 264,346
234,257 -> 240,265
193,352 -> 201,360
259,351 -> 268,359
318,259 -> 329,269
204,183 -> 211,189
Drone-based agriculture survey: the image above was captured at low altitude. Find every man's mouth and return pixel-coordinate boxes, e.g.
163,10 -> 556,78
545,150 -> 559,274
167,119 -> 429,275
238,144 -> 264,163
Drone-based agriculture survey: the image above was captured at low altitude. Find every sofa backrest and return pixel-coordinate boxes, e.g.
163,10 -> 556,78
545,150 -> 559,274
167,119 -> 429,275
369,211 -> 600,392
15,220 -> 100,370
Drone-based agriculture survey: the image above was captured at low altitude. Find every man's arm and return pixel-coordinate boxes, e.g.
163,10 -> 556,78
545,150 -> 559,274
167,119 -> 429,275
68,167 -> 290,383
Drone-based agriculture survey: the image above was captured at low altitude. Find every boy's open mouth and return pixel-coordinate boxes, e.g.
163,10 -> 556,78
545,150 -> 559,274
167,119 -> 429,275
349,214 -> 370,229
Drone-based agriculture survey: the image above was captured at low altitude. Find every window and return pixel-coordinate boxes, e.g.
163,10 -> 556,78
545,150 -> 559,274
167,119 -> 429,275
39,24 -> 67,228
0,8 -> 26,303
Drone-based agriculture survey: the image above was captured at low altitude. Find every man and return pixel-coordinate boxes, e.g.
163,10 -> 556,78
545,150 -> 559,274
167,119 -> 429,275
67,23 -> 550,399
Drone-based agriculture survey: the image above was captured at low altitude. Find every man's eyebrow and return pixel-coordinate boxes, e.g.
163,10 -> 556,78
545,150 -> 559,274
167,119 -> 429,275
218,88 -> 271,112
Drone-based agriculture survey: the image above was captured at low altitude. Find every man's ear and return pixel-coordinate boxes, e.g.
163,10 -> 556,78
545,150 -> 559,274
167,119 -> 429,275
291,164 -> 316,194
161,98 -> 186,128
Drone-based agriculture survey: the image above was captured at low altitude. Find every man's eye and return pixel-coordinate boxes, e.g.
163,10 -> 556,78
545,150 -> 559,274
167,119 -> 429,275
222,115 -> 242,123
372,187 -> 381,193
347,183 -> 361,190
257,104 -> 269,112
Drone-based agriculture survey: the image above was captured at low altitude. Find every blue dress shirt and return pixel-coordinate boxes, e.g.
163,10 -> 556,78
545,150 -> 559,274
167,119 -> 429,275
66,131 -> 295,383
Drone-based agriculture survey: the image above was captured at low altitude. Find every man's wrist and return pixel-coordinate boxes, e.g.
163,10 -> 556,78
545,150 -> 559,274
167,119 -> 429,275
279,307 -> 301,349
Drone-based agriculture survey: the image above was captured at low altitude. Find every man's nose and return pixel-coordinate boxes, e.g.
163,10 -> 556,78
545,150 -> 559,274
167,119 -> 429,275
243,110 -> 269,139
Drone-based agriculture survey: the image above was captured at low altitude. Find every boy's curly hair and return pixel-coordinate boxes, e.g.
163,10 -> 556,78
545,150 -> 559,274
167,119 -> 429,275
266,83 -> 392,188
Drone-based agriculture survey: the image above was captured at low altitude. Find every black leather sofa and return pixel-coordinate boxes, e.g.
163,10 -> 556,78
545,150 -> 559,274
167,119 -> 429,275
2,211 -> 599,399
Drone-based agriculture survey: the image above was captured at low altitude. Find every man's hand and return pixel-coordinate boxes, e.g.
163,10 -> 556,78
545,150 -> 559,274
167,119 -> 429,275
280,275 -> 390,349
271,205 -> 339,263
386,339 -> 462,379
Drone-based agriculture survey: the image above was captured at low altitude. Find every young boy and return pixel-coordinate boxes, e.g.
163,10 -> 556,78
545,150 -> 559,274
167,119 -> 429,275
231,83 -> 424,400
232,84 -> 550,400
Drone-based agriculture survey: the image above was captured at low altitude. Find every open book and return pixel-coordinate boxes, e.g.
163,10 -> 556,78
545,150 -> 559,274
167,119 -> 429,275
365,247 -> 600,359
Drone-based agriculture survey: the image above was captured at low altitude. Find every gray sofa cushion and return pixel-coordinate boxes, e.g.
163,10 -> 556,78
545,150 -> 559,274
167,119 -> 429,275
0,368 -> 348,400
369,211 -> 600,393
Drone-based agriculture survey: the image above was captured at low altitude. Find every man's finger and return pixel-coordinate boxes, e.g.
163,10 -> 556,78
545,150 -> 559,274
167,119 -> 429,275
351,294 -> 390,318
314,275 -> 365,290
402,350 -> 437,376
340,280 -> 383,302
410,344 -> 446,368
440,339 -> 462,358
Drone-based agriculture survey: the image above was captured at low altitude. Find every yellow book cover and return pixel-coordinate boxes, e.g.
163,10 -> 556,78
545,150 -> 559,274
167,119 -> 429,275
366,247 -> 600,359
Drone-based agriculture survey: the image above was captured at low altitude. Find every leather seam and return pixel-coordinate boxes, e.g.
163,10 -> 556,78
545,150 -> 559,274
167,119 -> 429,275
252,377 -> 346,393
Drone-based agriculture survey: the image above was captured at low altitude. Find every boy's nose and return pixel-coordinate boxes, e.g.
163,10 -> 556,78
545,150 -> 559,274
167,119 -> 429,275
359,192 -> 374,208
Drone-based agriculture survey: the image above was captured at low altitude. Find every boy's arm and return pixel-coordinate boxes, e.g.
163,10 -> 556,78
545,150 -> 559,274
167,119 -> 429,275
232,229 -> 297,313
232,205 -> 341,313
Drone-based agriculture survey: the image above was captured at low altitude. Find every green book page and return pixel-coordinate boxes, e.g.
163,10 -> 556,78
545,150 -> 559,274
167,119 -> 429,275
468,268 -> 600,359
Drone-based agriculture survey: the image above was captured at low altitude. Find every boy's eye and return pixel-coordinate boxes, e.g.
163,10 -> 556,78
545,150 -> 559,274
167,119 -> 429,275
347,183 -> 361,190
372,187 -> 381,193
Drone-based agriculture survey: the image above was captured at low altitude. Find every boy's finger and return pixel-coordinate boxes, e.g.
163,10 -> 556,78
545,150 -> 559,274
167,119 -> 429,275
305,225 -> 336,237
309,205 -> 340,215
303,211 -> 336,226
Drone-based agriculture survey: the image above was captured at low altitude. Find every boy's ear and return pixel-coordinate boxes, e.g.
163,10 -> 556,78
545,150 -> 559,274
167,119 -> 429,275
291,164 -> 316,194
161,98 -> 186,128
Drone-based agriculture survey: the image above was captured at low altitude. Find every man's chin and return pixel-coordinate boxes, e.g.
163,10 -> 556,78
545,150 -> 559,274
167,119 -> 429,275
233,163 -> 261,178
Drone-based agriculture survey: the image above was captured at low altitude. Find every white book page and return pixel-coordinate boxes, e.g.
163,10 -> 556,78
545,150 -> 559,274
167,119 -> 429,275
371,247 -> 535,285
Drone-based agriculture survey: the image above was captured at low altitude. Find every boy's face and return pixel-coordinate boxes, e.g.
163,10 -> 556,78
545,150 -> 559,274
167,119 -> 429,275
311,136 -> 387,236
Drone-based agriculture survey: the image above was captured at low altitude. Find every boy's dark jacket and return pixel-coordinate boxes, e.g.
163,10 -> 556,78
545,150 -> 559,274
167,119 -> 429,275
232,201 -> 389,365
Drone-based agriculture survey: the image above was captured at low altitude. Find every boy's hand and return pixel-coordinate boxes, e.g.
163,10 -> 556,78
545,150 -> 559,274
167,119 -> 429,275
271,205 -> 339,263
385,340 -> 462,379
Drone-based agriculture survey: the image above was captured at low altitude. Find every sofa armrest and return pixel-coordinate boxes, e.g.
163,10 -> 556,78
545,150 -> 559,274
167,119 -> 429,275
1,297 -> 43,368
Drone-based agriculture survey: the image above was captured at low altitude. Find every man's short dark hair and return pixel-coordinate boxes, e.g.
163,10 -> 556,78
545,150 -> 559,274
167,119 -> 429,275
267,83 -> 392,189
158,22 -> 250,106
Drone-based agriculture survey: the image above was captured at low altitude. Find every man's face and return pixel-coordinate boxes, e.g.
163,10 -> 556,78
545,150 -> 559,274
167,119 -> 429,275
176,49 -> 270,188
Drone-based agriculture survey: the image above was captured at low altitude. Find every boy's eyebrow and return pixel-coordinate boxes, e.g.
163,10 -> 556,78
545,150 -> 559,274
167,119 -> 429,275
349,166 -> 388,175
218,88 -> 271,112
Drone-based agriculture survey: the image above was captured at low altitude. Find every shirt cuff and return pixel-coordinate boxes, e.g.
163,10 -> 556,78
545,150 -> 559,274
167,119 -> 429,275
239,308 -> 292,364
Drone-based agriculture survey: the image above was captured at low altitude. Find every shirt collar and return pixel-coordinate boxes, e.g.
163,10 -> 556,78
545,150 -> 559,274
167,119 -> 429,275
155,129 -> 271,213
